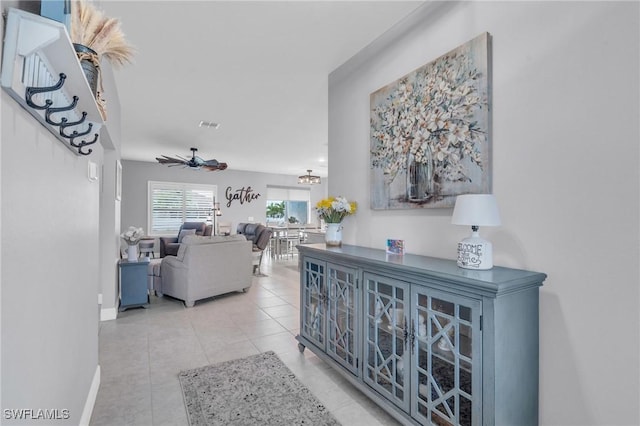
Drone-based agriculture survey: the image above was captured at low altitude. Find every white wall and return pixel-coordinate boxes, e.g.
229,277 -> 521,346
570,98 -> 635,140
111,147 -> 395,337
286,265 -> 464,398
97,61 -> 122,320
329,2 -> 639,425
1,1 -> 122,420
1,56 -> 102,426
121,160 -> 327,238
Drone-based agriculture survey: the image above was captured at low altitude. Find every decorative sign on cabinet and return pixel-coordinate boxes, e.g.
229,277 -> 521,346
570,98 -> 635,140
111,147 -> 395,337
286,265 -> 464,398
296,244 -> 547,426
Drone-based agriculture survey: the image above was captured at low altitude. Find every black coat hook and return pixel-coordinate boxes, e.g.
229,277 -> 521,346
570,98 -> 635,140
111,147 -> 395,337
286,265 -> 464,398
62,123 -> 93,140
25,73 -> 66,110
70,133 -> 98,156
45,95 -> 78,126
59,112 -> 89,137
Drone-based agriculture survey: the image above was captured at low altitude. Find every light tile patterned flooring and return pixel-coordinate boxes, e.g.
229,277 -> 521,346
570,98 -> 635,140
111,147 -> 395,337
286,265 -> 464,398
90,257 -> 401,426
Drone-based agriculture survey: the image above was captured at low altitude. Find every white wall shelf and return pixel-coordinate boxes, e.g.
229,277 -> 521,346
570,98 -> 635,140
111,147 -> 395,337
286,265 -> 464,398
1,8 -> 112,155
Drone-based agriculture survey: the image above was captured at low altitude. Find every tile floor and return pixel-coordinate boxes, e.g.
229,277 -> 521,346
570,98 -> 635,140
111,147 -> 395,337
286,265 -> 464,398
90,256 -> 402,426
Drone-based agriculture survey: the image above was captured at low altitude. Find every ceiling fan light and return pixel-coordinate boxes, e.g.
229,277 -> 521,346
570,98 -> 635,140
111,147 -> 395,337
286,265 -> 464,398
298,169 -> 321,185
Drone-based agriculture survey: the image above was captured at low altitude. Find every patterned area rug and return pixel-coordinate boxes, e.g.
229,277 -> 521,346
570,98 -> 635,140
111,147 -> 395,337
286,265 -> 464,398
179,351 -> 341,426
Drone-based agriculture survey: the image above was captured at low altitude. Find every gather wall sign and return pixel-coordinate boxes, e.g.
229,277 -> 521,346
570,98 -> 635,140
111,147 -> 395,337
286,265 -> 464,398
224,186 -> 261,207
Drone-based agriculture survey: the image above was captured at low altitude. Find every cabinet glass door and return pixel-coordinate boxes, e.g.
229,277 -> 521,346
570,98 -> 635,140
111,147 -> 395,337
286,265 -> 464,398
363,272 -> 410,412
411,287 -> 481,426
301,258 -> 326,348
326,263 -> 358,375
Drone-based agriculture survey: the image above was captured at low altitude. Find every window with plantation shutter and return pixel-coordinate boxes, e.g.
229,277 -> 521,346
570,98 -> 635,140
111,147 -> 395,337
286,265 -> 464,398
148,181 -> 217,235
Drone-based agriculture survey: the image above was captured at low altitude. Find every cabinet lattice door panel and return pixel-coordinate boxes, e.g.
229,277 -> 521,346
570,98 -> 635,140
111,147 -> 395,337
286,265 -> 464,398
326,263 -> 359,374
363,272 -> 411,412
412,287 -> 482,426
301,259 -> 326,348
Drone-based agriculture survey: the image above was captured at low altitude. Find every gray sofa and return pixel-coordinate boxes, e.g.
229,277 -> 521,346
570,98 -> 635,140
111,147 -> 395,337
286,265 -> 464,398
157,234 -> 253,307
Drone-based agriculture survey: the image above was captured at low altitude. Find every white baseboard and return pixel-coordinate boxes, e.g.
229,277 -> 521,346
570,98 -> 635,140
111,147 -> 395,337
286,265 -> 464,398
100,307 -> 117,321
79,365 -> 100,426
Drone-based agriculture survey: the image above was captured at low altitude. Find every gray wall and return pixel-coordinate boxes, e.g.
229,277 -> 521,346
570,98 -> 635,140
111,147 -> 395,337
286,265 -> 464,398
1,1 -> 123,420
329,1 -> 639,425
97,60 -> 122,319
1,6 -> 102,423
121,160 -> 327,241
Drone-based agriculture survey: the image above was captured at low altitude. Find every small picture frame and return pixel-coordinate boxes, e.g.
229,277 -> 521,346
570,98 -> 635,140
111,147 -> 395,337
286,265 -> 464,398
386,239 -> 405,255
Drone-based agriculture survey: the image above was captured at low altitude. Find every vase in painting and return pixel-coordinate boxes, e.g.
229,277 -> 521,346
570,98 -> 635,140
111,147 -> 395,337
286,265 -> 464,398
406,148 -> 434,202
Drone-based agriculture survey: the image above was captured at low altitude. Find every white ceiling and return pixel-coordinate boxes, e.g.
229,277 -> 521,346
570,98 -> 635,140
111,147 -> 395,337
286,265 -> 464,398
99,0 -> 423,177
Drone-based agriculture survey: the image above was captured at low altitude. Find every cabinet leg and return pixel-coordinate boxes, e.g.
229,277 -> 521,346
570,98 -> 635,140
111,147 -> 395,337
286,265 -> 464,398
298,343 -> 306,353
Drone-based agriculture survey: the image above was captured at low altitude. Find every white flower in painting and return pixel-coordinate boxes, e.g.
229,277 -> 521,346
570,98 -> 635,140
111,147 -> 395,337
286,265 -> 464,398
371,47 -> 486,185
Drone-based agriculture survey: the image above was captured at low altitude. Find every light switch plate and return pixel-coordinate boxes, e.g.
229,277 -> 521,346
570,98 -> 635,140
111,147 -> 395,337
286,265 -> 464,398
88,161 -> 98,181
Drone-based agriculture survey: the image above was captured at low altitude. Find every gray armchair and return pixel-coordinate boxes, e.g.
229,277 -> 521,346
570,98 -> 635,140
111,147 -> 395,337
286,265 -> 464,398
237,223 -> 273,274
159,222 -> 211,258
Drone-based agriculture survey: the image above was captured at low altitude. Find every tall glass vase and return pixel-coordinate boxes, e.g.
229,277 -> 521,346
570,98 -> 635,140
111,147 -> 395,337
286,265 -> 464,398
406,147 -> 434,202
325,223 -> 343,247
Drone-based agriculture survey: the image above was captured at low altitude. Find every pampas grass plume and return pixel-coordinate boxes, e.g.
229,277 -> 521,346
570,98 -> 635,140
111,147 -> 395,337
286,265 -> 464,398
70,0 -> 134,67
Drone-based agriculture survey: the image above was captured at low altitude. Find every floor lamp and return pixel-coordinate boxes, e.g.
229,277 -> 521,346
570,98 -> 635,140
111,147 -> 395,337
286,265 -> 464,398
211,198 -> 222,236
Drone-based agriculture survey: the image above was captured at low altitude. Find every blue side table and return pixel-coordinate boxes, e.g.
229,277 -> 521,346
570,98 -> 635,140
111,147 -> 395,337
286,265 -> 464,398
119,259 -> 150,311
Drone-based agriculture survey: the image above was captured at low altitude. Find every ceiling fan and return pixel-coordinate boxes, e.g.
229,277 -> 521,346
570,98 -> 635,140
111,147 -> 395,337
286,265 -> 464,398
155,147 -> 228,171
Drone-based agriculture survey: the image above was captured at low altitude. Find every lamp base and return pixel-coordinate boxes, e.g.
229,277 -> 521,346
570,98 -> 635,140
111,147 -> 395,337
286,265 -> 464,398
457,231 -> 493,270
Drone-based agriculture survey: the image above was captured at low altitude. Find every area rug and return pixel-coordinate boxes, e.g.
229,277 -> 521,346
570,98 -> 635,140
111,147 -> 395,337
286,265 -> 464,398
178,351 -> 341,426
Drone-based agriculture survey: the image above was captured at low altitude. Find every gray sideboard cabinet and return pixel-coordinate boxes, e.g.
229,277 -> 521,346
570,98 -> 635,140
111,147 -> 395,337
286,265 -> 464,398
296,244 -> 547,426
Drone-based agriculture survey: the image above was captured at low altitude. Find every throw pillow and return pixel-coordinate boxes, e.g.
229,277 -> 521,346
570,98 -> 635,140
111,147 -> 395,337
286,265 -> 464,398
178,228 -> 197,243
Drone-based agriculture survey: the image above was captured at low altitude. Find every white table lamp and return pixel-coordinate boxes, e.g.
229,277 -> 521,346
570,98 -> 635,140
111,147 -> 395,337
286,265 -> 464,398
451,194 -> 501,270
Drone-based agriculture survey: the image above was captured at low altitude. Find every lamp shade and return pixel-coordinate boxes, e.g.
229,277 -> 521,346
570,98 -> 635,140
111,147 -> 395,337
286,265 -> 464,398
451,194 -> 501,226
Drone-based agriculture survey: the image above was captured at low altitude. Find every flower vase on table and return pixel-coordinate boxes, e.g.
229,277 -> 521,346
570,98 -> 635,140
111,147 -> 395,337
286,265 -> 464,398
127,244 -> 138,262
315,196 -> 357,248
121,226 -> 144,262
325,223 -> 343,247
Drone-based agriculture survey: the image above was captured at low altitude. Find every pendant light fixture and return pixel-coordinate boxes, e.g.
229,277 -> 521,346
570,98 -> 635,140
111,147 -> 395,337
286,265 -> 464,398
298,169 -> 321,185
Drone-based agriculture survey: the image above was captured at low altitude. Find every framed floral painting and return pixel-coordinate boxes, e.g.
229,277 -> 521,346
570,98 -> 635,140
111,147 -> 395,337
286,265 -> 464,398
370,32 -> 492,209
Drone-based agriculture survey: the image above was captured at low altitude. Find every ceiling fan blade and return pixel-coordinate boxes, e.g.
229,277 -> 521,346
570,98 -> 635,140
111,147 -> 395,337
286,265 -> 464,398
203,162 -> 228,171
155,157 -> 173,164
202,159 -> 220,167
160,155 -> 182,161
156,156 -> 186,165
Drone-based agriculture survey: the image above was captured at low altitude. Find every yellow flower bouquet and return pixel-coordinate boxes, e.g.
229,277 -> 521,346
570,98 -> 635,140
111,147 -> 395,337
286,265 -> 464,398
315,196 -> 357,223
